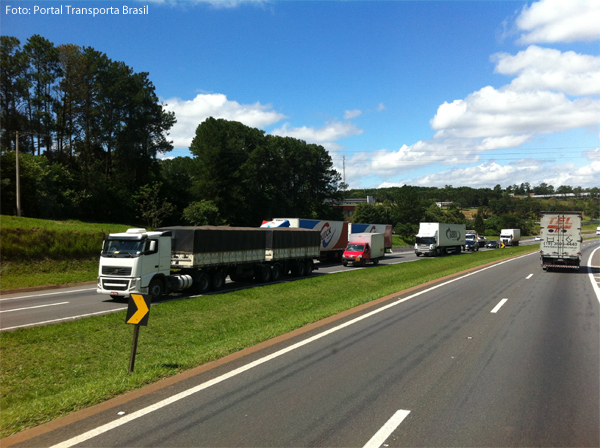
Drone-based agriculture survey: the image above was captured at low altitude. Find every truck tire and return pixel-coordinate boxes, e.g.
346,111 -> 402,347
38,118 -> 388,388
196,272 -> 210,294
271,264 -> 282,282
148,278 -> 164,301
373,258 -> 379,265
211,270 -> 225,291
255,265 -> 271,283
292,261 -> 306,277
305,259 -> 314,276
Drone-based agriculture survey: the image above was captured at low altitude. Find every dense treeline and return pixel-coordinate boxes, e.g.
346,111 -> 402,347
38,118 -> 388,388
1,35 -> 344,226
348,185 -> 599,243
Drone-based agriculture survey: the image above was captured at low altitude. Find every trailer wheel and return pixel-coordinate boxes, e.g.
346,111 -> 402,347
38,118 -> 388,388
255,265 -> 271,283
373,258 -> 379,265
292,261 -> 306,277
211,271 -> 225,291
271,264 -> 282,282
148,278 -> 164,301
304,259 -> 314,276
196,272 -> 210,294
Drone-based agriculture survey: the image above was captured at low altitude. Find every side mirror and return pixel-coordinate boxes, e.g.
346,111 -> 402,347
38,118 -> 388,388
148,240 -> 157,252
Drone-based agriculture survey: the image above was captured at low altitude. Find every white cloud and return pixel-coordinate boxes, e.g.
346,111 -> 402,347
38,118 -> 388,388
271,121 -> 363,149
377,103 -> 386,112
492,46 -> 600,96
162,93 -> 286,148
516,0 -> 600,44
344,109 -> 362,120
430,86 -> 599,139
584,148 -> 600,160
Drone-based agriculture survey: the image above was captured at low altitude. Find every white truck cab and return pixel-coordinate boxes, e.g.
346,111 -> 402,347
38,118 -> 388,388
97,228 -> 171,299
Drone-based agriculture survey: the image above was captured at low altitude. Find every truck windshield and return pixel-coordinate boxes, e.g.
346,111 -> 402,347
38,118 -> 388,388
346,243 -> 365,252
416,237 -> 435,245
102,239 -> 145,257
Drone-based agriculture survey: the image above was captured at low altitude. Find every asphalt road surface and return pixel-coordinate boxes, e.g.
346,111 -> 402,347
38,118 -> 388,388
5,241 -> 599,447
0,239 -> 545,332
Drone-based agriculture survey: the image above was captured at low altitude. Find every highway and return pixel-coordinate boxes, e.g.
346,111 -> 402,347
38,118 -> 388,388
5,240 -> 599,447
0,243 -> 479,331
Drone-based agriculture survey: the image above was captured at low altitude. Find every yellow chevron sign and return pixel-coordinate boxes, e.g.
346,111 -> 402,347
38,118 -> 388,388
126,294 -> 151,325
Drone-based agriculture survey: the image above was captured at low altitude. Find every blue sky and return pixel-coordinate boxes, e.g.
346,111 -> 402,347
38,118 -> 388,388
2,0 -> 599,189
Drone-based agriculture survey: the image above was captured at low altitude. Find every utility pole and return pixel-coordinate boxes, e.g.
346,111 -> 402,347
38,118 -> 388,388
343,155 -> 346,183
16,131 -> 21,217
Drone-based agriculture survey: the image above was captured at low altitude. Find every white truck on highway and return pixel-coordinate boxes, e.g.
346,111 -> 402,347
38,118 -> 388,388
414,222 -> 466,257
539,211 -> 582,271
97,226 -> 320,300
342,233 -> 385,267
499,229 -> 521,246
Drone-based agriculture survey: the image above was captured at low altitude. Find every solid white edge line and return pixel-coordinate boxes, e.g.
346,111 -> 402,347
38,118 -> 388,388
363,409 -> 411,448
0,288 -> 96,302
1,308 -> 127,331
50,252 -> 537,448
491,298 -> 508,314
587,246 -> 600,305
0,302 -> 69,314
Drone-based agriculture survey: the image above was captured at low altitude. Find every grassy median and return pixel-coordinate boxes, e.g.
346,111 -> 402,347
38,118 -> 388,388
0,245 -> 540,438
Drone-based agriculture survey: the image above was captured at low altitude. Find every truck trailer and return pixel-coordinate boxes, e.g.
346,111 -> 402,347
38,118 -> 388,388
539,211 -> 582,271
349,223 -> 393,251
414,222 -> 466,257
97,226 -> 321,300
499,229 -> 521,246
342,233 -> 385,267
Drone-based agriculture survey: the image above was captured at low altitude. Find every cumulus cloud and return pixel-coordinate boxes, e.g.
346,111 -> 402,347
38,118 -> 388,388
271,121 -> 363,150
584,148 -> 600,160
516,0 -> 600,44
492,46 -> 600,95
163,93 -> 286,148
430,87 -> 599,139
344,109 -> 362,120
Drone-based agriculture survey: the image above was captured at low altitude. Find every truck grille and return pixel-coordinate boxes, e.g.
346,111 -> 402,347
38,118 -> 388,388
101,279 -> 130,291
102,266 -> 132,276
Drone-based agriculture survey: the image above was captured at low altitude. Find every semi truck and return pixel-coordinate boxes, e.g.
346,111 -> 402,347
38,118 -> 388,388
342,233 -> 385,267
261,218 -> 348,259
499,229 -> 521,246
466,230 -> 487,248
97,226 -> 321,301
414,222 -> 466,257
539,211 -> 582,271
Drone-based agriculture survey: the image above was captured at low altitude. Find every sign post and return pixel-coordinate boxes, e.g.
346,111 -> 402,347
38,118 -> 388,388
126,293 -> 151,374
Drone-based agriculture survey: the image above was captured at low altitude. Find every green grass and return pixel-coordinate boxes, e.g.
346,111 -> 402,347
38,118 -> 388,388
0,216 -> 133,290
1,244 -> 538,438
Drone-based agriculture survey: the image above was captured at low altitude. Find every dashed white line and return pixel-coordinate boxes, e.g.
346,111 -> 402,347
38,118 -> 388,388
363,409 -> 411,448
491,298 -> 508,314
526,273 -> 533,279
0,302 -> 69,313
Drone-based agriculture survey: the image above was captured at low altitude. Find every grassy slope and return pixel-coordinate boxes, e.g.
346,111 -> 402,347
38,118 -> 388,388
0,216 -> 133,290
1,245 -> 539,438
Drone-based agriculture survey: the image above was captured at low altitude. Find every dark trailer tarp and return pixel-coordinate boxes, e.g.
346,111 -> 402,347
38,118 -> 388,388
265,228 -> 320,250
156,226 -> 320,254
156,226 -> 266,253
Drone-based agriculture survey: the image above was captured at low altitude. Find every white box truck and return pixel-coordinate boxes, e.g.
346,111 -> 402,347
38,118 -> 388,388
342,233 -> 385,267
97,226 -> 321,300
349,223 -> 393,251
414,223 -> 466,257
499,229 -> 521,246
539,211 -> 582,270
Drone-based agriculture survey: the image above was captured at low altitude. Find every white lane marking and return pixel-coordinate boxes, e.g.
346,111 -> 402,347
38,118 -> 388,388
0,288 -> 96,302
50,252 -> 536,448
0,302 -> 69,313
491,298 -> 508,314
588,246 -> 600,305
363,409 -> 411,448
1,308 -> 127,331
526,274 -> 533,279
